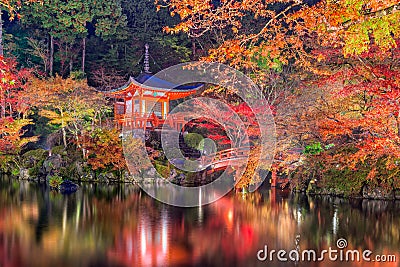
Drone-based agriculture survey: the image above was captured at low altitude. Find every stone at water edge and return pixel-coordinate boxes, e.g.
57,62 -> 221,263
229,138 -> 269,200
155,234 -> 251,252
59,180 -> 79,194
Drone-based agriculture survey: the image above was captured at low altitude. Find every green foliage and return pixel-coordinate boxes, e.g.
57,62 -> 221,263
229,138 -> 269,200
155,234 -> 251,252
323,167 -> 368,196
164,147 -> 182,159
11,168 -> 20,176
48,174 -> 63,188
251,50 -> 283,72
184,133 -> 203,149
303,142 -> 324,155
70,70 -> 86,80
21,148 -> 48,176
344,9 -> 400,56
154,162 -> 169,177
51,146 -> 67,156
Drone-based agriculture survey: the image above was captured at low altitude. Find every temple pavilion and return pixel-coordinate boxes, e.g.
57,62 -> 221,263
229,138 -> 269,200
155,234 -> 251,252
108,44 -> 203,131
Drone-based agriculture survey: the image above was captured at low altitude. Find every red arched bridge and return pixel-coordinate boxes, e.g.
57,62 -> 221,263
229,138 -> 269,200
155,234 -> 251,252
192,146 -> 288,188
201,146 -> 249,171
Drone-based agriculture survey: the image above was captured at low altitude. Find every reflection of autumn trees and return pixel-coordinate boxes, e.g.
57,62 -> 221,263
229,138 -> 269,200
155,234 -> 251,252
0,178 -> 399,267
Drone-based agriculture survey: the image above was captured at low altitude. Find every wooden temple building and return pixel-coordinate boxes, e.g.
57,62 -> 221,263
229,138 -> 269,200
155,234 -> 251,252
108,44 -> 203,131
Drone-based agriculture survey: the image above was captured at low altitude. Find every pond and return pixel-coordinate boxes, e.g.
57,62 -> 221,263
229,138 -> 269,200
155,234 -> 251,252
0,175 -> 399,267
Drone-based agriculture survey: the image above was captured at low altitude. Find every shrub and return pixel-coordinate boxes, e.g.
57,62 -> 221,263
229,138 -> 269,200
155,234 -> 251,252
184,133 -> 204,149
49,175 -> 63,189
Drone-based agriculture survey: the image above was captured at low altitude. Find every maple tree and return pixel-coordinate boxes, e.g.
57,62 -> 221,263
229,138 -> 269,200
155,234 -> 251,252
158,0 -> 400,192
0,56 -> 35,155
79,128 -> 126,176
159,0 -> 400,70
183,98 -> 263,149
316,58 -> 400,189
26,76 -> 108,149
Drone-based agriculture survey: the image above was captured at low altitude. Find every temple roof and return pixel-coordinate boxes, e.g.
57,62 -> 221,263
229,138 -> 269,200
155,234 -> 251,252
109,73 -> 203,96
109,43 -> 203,98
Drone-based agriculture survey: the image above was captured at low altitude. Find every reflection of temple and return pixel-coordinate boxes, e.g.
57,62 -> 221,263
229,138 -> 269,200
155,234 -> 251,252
108,44 -> 203,130
107,212 -> 190,266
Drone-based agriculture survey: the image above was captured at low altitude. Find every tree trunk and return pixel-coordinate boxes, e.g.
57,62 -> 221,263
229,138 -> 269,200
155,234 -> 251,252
0,9 -> 4,56
82,37 -> 86,73
69,54 -> 73,74
191,37 -> 196,59
1,98 -> 5,118
62,127 -> 67,148
397,112 -> 400,138
49,35 -> 54,76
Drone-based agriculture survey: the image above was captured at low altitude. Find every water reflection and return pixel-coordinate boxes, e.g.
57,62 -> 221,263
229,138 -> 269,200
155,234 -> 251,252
0,175 -> 399,267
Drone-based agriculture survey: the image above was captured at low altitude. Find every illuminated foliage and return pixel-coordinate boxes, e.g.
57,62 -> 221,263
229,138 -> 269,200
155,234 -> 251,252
80,128 -> 126,173
0,56 -> 35,155
26,76 -> 108,148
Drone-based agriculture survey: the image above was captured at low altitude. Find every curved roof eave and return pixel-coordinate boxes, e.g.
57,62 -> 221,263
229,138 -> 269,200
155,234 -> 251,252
109,76 -> 204,95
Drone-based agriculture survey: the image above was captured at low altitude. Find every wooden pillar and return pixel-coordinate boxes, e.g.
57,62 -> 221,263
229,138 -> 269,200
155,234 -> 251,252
133,96 -> 137,129
166,100 -> 169,117
161,100 -> 165,119
139,88 -> 143,116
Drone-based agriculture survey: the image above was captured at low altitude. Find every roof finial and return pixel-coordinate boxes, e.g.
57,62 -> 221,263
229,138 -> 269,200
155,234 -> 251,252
144,43 -> 151,73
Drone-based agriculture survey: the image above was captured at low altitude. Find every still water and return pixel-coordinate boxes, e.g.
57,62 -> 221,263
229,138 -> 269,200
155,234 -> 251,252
0,176 -> 399,267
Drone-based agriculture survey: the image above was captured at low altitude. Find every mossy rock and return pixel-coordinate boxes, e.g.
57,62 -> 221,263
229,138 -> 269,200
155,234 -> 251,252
42,154 -> 64,175
21,149 -> 49,176
322,167 -> 367,197
51,146 -> 68,156
98,172 -> 118,183
21,149 -> 48,168
122,170 -> 135,182
362,186 -> 393,200
59,161 -> 84,180
80,170 -> 95,181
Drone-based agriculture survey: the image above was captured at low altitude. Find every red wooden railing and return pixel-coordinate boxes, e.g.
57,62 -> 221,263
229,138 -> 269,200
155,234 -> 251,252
115,113 -> 188,131
208,146 -> 250,163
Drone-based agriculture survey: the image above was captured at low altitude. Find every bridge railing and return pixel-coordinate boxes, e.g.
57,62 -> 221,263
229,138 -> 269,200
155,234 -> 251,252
207,146 -> 251,163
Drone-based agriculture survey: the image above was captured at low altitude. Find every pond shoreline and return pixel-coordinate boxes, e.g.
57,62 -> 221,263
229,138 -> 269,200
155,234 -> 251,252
3,171 -> 400,202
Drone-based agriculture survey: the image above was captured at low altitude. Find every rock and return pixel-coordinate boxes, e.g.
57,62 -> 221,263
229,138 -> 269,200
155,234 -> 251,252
41,154 -> 63,175
169,169 -> 177,179
80,170 -> 95,181
75,161 -> 84,176
97,173 -> 110,183
176,173 -> 186,185
146,168 -> 156,177
394,190 -> 400,200
59,180 -> 79,194
19,168 -> 30,180
362,186 -> 393,200
98,172 -> 118,183
122,170 -> 135,183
